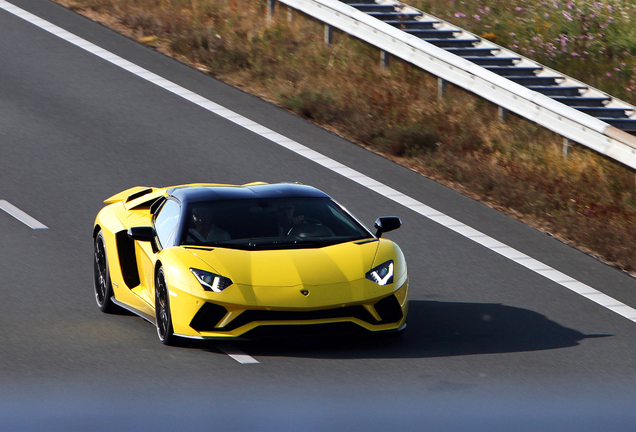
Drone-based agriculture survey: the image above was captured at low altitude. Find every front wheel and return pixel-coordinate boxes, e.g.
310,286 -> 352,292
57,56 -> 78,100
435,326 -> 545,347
94,231 -> 116,313
155,268 -> 175,345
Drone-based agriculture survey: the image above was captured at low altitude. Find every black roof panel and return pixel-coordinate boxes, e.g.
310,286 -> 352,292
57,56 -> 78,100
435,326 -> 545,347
170,183 -> 329,203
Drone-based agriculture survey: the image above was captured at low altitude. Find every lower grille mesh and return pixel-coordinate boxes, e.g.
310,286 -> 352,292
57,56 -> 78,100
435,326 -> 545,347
190,302 -> 228,332
217,305 -> 375,332
373,295 -> 403,324
189,294 -> 403,333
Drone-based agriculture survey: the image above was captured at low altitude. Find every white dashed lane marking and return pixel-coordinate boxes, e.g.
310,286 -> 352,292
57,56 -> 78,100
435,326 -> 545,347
0,200 -> 48,229
2,0 -> 636,331
216,343 -> 259,364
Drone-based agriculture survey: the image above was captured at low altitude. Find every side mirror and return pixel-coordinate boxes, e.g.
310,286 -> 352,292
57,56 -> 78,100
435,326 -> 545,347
127,226 -> 156,242
374,217 -> 402,238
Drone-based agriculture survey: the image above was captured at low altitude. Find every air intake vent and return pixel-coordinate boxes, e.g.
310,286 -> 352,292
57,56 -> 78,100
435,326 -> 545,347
115,230 -> 140,288
211,305 -> 376,332
373,295 -> 403,324
190,303 -> 229,332
126,188 -> 153,203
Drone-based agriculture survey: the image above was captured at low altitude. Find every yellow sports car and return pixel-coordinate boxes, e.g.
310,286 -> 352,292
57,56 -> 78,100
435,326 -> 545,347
93,182 -> 408,344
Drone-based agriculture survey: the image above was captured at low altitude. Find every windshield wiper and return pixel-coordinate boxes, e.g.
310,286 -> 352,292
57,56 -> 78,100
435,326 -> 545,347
247,237 -> 322,248
189,236 -> 364,250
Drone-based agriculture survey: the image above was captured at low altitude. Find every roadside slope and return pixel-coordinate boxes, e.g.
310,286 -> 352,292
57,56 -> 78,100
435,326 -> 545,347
51,0 -> 636,275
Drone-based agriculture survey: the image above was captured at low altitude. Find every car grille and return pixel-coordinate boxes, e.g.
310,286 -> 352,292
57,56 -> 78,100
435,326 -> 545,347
190,302 -> 228,332
373,294 -> 404,324
241,322 -> 370,339
189,294 -> 403,333
218,305 -> 375,332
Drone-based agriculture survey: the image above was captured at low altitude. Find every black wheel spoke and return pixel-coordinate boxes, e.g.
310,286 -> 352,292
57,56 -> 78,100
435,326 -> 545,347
93,231 -> 115,313
94,241 -> 105,303
155,269 -> 174,344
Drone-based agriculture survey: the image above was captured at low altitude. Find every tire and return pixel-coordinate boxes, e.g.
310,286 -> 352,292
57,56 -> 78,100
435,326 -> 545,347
155,267 -> 175,345
94,231 -> 116,313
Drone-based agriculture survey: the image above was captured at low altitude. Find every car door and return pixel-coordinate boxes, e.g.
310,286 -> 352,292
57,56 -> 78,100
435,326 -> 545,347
140,198 -> 181,306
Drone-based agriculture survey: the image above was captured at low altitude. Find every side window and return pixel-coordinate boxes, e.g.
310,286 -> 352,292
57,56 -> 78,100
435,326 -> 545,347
154,199 -> 181,249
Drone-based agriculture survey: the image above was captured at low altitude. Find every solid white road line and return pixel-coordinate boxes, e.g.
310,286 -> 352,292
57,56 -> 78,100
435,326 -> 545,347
216,343 -> 259,364
0,200 -> 48,229
3,1 -> 636,324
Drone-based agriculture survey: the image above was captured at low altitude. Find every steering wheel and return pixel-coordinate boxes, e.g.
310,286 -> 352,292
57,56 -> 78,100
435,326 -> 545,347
286,218 -> 322,236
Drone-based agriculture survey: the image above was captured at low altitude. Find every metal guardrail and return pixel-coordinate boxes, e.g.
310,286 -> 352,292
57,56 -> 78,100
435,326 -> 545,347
271,0 -> 636,170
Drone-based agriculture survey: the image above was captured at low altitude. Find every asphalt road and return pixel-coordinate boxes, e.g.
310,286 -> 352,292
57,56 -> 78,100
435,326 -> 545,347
2,1 -> 636,430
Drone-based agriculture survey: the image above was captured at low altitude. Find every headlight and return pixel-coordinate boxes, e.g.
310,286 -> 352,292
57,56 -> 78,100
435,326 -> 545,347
190,268 -> 233,292
366,260 -> 394,286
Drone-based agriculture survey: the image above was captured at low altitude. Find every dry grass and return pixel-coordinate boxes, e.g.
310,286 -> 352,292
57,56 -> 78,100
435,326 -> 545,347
54,0 -> 636,273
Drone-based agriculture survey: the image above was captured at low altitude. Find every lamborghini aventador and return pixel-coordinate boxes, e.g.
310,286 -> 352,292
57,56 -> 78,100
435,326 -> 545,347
93,182 -> 408,344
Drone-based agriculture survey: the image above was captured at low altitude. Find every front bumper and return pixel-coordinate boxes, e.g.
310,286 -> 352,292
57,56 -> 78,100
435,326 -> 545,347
170,279 -> 409,339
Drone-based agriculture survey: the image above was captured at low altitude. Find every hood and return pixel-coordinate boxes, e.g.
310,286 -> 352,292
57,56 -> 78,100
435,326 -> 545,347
188,241 -> 380,287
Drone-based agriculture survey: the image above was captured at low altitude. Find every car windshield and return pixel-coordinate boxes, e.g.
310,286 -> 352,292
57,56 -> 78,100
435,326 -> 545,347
179,197 -> 373,250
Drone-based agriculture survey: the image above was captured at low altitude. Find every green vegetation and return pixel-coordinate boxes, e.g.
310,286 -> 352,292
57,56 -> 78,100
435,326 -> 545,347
56,0 -> 636,272
417,0 -> 636,102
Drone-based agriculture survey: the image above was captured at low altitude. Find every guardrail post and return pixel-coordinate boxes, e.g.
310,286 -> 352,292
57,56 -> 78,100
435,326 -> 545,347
267,0 -> 276,20
438,78 -> 446,100
563,138 -> 570,156
324,24 -> 333,45
288,7 -> 293,22
381,50 -> 390,70
498,106 -> 507,122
